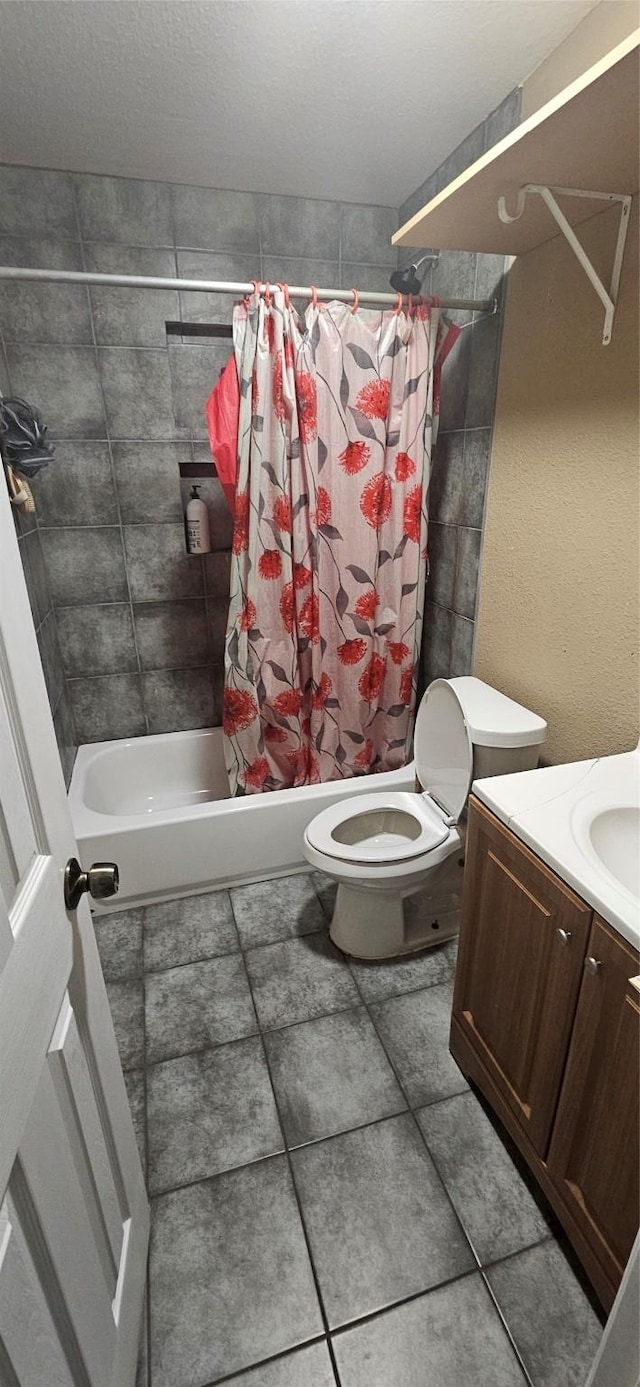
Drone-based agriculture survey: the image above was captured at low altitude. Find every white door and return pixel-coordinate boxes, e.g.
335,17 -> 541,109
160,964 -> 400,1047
0,481 -> 149,1384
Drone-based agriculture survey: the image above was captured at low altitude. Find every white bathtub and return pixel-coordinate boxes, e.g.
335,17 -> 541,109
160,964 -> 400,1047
69,727 -> 415,912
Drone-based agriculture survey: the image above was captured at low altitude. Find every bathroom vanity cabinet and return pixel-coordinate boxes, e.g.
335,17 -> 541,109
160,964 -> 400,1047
451,797 -> 639,1310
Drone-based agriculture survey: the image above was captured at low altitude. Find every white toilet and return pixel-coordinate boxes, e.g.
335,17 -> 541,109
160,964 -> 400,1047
303,676 -> 547,959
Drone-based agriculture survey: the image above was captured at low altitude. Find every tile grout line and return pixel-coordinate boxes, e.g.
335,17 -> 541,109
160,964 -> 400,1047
170,206 -> 217,726
1,165 -> 397,219
345,958 -> 486,1277
0,320 -> 431,349
36,189 -> 85,749
21,481 -> 75,734
66,659 -> 223,682
226,886 -> 343,1387
135,1019 -> 478,1194
125,878 -> 558,1385
344,939 -> 542,1385
480,1232 -> 555,1278
199,1334 -> 332,1387
62,183 -> 229,737
338,965 -> 544,1387
49,587 -> 228,607
128,903 -> 464,1062
72,176 -> 150,735
229,883 -> 485,1372
143,1101 -> 409,1201
34,433 -> 210,443
145,1126 -> 535,1320
478,1268 -> 536,1387
144,1116 -> 535,1384
122,906 -> 556,1251
254,1051 -> 342,1387
326,1263 -> 480,1345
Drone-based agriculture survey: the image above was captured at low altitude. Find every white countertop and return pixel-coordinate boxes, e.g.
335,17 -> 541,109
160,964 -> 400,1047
472,750 -> 640,951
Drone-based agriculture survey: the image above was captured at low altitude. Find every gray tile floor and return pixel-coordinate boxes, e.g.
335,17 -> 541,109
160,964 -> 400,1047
95,872 -> 604,1387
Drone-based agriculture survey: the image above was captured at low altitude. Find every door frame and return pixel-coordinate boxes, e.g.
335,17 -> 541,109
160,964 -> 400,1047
0,475 -> 149,1386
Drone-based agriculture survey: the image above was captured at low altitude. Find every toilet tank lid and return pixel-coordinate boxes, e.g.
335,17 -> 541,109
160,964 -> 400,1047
447,677 -> 547,749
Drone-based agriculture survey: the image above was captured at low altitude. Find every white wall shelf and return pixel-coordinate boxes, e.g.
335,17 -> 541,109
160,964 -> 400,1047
393,30 -> 639,259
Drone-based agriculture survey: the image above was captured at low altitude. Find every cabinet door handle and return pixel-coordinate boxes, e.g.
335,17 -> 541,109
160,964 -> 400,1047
556,928 -> 572,945
584,956 -> 602,975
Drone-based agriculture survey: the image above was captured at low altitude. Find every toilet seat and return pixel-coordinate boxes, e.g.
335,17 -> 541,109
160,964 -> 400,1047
306,680 -> 474,869
305,790 -> 450,865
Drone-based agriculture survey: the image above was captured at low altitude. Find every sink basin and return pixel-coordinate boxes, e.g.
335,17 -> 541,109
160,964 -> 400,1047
589,806 -> 640,896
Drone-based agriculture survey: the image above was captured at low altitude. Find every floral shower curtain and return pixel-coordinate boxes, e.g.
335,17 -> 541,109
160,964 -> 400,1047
223,286 -> 458,795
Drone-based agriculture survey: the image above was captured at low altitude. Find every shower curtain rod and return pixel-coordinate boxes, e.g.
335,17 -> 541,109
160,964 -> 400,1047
0,265 -> 495,314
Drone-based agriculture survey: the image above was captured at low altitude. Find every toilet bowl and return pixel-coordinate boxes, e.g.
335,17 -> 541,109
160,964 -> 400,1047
304,676 -> 547,959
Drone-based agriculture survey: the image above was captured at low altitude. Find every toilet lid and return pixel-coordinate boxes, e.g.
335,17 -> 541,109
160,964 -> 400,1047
414,679 -> 473,822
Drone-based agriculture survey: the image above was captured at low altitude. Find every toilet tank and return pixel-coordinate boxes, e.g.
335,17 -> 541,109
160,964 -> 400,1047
448,677 -> 547,779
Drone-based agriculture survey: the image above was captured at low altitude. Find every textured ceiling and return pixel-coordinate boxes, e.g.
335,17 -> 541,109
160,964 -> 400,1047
0,0 -> 598,206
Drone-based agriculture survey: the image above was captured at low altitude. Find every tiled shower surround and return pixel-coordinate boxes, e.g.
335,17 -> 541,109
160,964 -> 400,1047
2,87 -> 519,776
0,167 -> 397,770
403,87 -> 523,688
11,498 -> 77,785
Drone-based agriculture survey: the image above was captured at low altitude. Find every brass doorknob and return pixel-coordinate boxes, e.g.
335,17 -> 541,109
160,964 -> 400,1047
64,857 -> 119,910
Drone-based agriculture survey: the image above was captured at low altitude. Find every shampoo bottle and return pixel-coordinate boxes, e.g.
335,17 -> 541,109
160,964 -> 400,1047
186,485 -> 211,554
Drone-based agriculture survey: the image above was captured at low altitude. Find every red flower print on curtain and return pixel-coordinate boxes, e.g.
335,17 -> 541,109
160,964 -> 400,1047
223,286 -> 458,794
296,372 -> 317,441
360,473 -> 393,529
339,441 -> 370,473
355,379 -> 390,419
403,484 -> 423,544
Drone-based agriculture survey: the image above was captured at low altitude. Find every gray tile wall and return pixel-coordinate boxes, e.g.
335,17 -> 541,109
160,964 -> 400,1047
10,502 -> 77,784
396,87 -> 522,687
4,95 -> 519,770
0,166 -> 397,753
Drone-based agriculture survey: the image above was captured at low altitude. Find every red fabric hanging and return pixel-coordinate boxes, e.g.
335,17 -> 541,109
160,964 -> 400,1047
205,355 -> 239,514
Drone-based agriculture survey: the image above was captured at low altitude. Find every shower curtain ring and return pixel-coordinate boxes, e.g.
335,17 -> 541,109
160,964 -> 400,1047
264,281 -> 272,307
250,279 -> 261,303
349,287 -> 359,313
394,291 -> 403,315
310,285 -> 318,309
277,282 -> 291,309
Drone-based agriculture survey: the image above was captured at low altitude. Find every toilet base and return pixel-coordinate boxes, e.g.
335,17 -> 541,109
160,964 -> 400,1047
329,882 -> 460,960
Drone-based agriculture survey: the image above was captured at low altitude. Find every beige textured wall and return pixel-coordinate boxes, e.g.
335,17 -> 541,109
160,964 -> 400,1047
522,0 -> 639,117
474,8 -> 639,765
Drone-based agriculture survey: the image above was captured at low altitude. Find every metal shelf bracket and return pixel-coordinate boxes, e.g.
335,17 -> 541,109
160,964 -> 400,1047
497,184 -> 632,345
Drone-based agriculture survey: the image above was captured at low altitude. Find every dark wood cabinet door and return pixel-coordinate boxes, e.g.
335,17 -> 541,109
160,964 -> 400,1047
452,798 -> 592,1156
547,916 -> 640,1289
